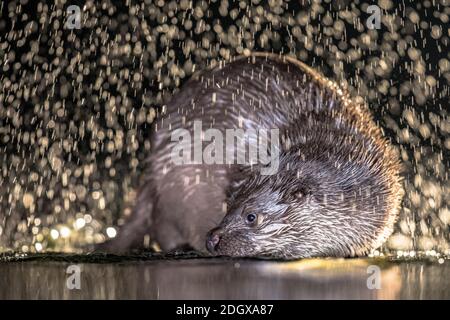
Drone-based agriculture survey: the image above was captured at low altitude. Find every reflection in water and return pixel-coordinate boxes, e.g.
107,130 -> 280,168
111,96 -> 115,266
0,257 -> 449,299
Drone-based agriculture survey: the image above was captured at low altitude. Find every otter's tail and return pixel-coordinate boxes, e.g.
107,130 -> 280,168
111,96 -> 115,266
95,181 -> 155,254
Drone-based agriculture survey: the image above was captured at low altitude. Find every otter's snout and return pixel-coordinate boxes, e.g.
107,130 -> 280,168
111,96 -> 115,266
206,227 -> 222,253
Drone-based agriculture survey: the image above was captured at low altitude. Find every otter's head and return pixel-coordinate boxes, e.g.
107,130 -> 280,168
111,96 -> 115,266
205,151 -> 391,259
205,165 -> 338,259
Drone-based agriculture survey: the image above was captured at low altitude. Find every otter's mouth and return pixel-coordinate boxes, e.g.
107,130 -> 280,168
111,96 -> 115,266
205,227 -> 255,257
205,227 -> 222,254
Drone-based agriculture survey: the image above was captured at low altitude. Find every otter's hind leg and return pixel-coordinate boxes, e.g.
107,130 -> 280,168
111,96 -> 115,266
95,183 -> 155,254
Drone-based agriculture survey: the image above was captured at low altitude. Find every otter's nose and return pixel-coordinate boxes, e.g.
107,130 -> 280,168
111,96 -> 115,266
206,227 -> 222,253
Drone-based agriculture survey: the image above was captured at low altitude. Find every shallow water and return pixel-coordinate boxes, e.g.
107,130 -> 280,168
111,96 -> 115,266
1,253 -> 449,299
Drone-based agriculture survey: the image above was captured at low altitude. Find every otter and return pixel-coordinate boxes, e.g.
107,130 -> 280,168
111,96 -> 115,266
97,53 -> 403,259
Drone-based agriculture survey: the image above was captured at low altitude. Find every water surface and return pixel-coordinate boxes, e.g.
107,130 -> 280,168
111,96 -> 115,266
1,253 -> 449,299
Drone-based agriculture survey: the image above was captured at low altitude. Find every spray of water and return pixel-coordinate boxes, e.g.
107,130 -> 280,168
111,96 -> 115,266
0,0 -> 448,256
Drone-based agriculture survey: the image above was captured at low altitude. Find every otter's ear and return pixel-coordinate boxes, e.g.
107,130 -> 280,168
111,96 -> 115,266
285,185 -> 310,203
294,186 -> 310,201
295,189 -> 306,200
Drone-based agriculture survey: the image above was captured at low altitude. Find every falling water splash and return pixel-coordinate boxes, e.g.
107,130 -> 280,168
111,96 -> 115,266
0,0 -> 448,256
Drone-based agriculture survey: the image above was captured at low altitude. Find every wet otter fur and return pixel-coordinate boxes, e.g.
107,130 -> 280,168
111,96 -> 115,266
97,52 -> 403,259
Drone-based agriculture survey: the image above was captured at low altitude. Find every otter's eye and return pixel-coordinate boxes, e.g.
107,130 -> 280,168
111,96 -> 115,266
246,213 -> 257,224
